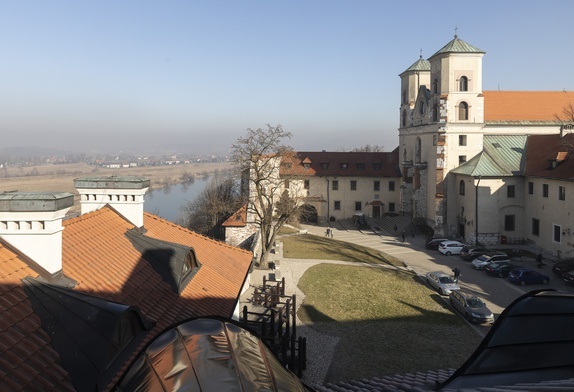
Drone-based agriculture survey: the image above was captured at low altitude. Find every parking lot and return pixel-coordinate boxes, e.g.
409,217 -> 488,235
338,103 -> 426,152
300,220 -> 572,335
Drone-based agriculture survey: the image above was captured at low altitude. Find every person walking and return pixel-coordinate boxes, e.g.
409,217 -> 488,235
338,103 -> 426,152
452,266 -> 461,283
401,231 -> 406,243
536,253 -> 544,268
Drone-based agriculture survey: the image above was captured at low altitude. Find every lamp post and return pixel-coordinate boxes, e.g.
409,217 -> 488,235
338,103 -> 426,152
475,175 -> 481,246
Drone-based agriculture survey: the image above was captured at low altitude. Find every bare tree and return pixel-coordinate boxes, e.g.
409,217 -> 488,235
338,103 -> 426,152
555,102 -> 574,122
178,174 -> 243,239
231,124 -> 301,267
351,144 -> 386,152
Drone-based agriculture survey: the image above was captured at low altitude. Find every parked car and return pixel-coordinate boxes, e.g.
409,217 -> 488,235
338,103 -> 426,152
425,271 -> 460,295
460,246 -> 491,261
552,259 -> 574,276
449,290 -> 494,324
562,270 -> 574,285
508,268 -> 550,286
471,253 -> 511,270
484,261 -> 516,277
425,238 -> 450,250
438,240 -> 466,255
352,213 -> 369,229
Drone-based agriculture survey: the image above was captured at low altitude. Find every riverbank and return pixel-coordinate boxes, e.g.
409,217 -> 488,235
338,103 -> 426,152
0,161 -> 235,215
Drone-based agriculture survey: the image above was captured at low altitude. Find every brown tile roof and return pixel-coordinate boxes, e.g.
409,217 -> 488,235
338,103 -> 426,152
221,204 -> 247,227
280,149 -> 401,178
483,91 -> 574,122
524,133 -> 574,180
0,206 -> 252,391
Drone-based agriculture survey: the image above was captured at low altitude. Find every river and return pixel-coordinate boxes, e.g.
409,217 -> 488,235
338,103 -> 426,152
144,178 -> 210,223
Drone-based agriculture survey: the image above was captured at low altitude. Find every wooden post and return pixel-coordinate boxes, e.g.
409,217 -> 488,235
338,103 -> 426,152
292,294 -> 297,338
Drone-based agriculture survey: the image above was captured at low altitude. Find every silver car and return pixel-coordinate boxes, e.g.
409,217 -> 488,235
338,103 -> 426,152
471,253 -> 510,270
449,290 -> 494,324
425,271 -> 460,296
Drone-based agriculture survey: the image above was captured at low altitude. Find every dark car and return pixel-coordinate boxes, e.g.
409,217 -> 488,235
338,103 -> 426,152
562,270 -> 574,285
449,290 -> 494,324
425,238 -> 449,250
508,268 -> 550,286
352,213 -> 369,229
484,261 -> 516,277
459,246 -> 491,261
552,259 -> 574,276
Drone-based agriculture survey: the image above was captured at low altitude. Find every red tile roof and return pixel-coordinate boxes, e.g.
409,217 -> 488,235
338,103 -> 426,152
280,149 -> 401,178
221,204 -> 248,227
483,91 -> 574,122
524,133 -> 574,180
0,206 -> 252,391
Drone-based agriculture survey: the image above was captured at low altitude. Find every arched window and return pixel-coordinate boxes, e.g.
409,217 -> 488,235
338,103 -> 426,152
402,109 -> 407,127
432,105 -> 439,122
459,180 -> 465,195
402,89 -> 407,104
458,102 -> 469,120
432,79 -> 439,94
459,76 -> 468,91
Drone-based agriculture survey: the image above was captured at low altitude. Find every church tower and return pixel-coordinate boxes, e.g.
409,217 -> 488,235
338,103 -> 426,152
399,35 -> 485,237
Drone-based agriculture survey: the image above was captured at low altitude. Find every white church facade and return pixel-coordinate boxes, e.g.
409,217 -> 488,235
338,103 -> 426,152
399,35 -> 574,258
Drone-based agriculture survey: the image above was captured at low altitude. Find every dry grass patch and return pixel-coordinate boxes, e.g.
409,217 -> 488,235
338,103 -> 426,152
281,233 -> 403,267
298,264 -> 482,383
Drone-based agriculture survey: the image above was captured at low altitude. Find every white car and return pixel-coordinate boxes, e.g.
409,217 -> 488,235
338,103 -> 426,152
438,240 -> 466,255
425,271 -> 460,296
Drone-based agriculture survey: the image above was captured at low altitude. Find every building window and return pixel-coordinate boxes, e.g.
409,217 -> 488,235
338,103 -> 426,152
432,78 -> 439,94
356,163 -> 365,170
332,180 -> 338,191
374,181 -> 380,191
284,180 -> 290,189
372,163 -> 382,171
340,163 -> 348,170
543,183 -> 549,197
389,202 -> 396,212
507,185 -> 515,198
459,135 -> 467,146
419,101 -> 425,115
433,135 -> 437,146
459,155 -> 467,165
350,180 -> 357,191
320,162 -> 329,170
559,186 -> 566,201
459,76 -> 468,91
432,106 -> 439,122
303,162 -> 311,169
304,180 -> 309,190
389,181 -> 395,191
355,202 -> 362,211
459,180 -> 465,195
532,218 -> 540,236
402,89 -> 407,104
402,110 -> 407,127
554,224 -> 562,243
458,102 -> 469,120
504,215 -> 515,231
334,201 -> 341,210
528,182 -> 533,195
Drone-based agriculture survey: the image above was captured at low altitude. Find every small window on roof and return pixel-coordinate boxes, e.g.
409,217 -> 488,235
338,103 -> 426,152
340,163 -> 349,170
303,163 -> 311,169
320,162 -> 329,169
356,163 -> 365,170
372,163 -> 382,170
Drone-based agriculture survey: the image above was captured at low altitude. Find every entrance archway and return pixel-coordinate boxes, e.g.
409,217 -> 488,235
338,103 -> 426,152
299,204 -> 318,223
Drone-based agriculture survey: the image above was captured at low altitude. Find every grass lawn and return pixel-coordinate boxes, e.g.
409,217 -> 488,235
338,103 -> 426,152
281,233 -> 483,383
281,233 -> 404,267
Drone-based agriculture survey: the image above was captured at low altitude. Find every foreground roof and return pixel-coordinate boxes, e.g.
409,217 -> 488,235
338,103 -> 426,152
0,206 -> 253,391
483,91 -> 574,123
117,317 -> 312,391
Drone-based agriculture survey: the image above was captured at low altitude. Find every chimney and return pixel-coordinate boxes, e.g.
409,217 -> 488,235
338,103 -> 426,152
0,192 -> 74,275
74,176 -> 150,228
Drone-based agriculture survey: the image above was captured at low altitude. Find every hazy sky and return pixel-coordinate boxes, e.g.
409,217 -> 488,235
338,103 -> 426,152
2,1 -> 573,155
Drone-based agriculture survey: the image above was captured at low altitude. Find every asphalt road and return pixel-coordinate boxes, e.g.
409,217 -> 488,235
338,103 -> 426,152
300,221 -> 573,335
